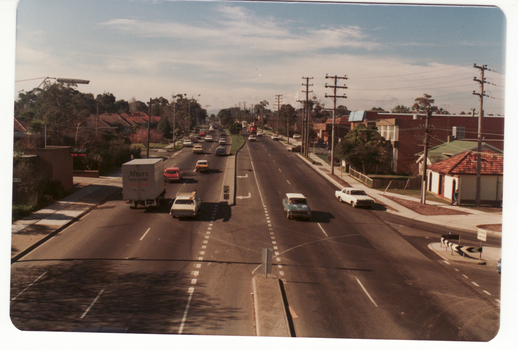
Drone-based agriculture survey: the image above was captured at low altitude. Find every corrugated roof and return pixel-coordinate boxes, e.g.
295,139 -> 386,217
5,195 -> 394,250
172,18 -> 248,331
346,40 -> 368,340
417,140 -> 502,164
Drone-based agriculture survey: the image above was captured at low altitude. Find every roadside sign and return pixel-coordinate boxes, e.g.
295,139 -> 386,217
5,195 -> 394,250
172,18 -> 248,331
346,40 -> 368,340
477,230 -> 487,242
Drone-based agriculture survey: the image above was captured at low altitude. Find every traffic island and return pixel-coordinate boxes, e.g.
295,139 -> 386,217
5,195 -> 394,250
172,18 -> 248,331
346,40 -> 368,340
252,274 -> 292,337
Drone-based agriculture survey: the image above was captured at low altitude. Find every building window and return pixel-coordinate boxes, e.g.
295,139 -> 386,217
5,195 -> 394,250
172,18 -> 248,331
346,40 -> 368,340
379,125 -> 399,141
452,126 -> 465,139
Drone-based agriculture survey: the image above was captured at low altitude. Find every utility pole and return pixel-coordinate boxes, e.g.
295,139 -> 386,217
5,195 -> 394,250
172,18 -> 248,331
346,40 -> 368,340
325,74 -> 347,175
275,94 -> 282,134
420,108 -> 432,204
147,98 -> 152,158
302,77 -> 313,157
473,63 -> 489,207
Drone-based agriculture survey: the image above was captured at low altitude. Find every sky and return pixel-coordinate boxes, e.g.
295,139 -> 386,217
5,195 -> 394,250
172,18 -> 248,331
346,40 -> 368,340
12,0 -> 507,116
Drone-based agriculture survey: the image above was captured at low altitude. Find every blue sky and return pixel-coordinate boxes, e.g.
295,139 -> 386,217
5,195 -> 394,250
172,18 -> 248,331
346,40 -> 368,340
12,0 -> 507,115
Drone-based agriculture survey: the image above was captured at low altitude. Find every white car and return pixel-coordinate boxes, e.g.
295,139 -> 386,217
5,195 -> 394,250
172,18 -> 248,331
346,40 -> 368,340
219,138 -> 226,145
335,188 -> 375,208
183,139 -> 192,147
293,134 -> 301,139
271,134 -> 279,140
204,135 -> 213,142
248,135 -> 257,142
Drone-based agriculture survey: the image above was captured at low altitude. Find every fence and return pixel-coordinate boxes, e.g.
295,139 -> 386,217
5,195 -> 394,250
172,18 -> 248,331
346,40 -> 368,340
348,169 -> 421,190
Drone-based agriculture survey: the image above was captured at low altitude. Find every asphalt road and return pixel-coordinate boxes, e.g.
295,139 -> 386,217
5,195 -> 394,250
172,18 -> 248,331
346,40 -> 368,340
9,131 -> 501,340
240,134 -> 500,340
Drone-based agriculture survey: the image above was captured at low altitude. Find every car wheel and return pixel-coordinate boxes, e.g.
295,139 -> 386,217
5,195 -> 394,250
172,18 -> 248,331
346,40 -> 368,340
339,197 -> 343,202
352,202 -> 357,208
286,212 -> 291,219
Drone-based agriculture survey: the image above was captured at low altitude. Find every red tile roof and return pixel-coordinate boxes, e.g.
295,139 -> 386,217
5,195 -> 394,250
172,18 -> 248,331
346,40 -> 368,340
428,150 -> 503,175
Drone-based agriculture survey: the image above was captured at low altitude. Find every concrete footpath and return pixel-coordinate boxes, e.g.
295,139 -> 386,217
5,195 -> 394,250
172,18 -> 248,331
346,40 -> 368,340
10,138 -> 503,337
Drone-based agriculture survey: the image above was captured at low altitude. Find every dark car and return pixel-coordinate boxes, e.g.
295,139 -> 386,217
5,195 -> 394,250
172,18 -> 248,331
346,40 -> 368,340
215,145 -> 226,156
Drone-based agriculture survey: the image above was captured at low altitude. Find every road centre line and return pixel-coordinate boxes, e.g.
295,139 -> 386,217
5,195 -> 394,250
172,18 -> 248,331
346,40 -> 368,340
178,287 -> 195,334
81,288 -> 105,319
317,223 -> 329,237
11,271 -> 47,302
356,278 -> 378,308
140,228 -> 151,241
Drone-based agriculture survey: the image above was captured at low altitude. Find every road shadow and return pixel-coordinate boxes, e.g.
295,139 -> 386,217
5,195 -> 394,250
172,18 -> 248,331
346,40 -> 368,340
307,211 -> 335,223
10,260 -> 244,333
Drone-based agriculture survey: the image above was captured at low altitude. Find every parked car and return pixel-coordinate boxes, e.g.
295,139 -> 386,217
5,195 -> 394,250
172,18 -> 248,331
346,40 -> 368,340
192,145 -> 204,154
293,134 -> 301,139
286,145 -> 301,152
215,145 -> 226,156
205,135 -> 213,142
164,167 -> 183,182
282,193 -> 311,220
219,138 -> 226,145
248,135 -> 257,142
183,139 -> 192,147
256,131 -> 263,137
271,134 -> 279,140
335,188 -> 375,208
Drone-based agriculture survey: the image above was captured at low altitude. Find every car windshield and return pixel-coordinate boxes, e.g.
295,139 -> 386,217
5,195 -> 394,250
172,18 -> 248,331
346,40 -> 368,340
290,198 -> 307,204
166,170 -> 178,174
175,199 -> 193,205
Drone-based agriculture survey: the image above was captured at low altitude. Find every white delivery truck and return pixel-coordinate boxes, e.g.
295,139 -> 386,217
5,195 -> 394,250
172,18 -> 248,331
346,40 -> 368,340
122,158 -> 166,208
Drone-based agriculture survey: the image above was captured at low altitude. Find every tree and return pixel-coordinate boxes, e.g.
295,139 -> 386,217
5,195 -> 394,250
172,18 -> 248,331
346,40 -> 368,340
279,104 -> 297,136
391,105 -> 411,113
218,109 -> 233,127
336,105 -> 349,116
370,107 -> 386,112
336,124 -> 390,174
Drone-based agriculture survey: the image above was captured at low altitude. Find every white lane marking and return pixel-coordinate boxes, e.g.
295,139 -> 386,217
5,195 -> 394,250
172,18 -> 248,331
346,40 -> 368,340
471,281 -> 480,287
287,180 -> 291,185
179,287 -> 195,334
462,274 -> 469,279
483,290 -> 492,296
250,160 -> 265,207
140,228 -> 151,241
81,289 -> 105,319
11,271 -> 47,302
237,193 -> 252,199
237,174 -> 248,178
317,223 -> 329,237
356,278 -> 378,308
279,168 -> 282,173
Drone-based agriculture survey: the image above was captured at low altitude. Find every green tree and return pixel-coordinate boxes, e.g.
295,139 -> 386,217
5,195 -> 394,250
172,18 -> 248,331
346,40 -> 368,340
218,108 -> 233,127
391,105 -> 411,113
279,104 -> 297,136
336,124 -> 390,174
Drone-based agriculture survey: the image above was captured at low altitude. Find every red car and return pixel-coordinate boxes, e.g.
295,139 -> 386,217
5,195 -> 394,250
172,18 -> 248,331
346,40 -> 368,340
164,167 -> 183,182
199,131 -> 206,137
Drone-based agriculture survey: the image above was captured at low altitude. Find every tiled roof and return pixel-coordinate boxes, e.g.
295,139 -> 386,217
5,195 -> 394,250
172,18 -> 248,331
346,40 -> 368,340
99,113 -> 131,127
428,150 -> 503,175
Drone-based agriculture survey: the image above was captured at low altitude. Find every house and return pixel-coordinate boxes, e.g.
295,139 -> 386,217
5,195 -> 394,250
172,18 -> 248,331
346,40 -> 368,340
426,150 -> 503,206
415,140 -> 502,176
